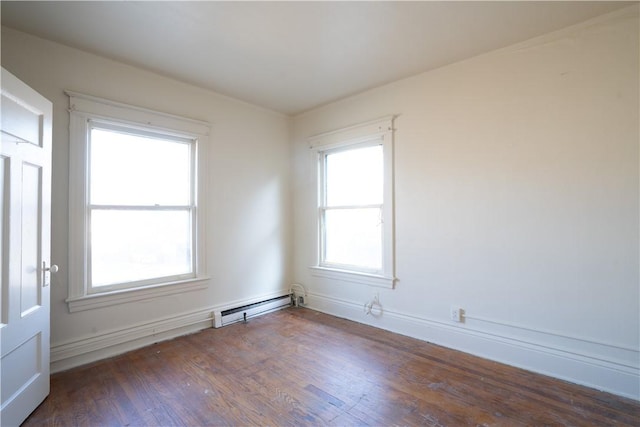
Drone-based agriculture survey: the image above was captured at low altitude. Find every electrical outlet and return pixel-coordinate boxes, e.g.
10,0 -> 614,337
450,306 -> 463,322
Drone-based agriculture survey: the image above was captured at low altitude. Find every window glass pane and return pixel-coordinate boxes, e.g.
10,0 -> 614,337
324,208 -> 382,270
90,128 -> 191,205
91,210 -> 192,287
326,144 -> 382,206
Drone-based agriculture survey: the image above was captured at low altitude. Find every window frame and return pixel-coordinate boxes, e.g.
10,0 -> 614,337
66,91 -> 210,312
309,116 -> 396,288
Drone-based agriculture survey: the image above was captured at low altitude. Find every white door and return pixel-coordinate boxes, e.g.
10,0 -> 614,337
0,68 -> 54,426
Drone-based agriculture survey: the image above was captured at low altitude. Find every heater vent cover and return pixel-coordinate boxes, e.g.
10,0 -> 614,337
213,294 -> 291,328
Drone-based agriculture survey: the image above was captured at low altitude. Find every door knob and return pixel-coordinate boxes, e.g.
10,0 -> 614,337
44,264 -> 58,273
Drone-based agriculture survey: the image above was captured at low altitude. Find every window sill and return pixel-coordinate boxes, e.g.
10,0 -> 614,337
309,266 -> 395,288
65,277 -> 210,313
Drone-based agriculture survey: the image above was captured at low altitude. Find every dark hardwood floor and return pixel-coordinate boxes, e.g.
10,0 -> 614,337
25,308 -> 639,426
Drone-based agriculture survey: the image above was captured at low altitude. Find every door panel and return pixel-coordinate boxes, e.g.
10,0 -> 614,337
0,68 -> 52,427
1,333 -> 42,407
20,163 -> 42,315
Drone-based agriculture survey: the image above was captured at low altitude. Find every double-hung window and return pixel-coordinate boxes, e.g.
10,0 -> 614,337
88,123 -> 195,289
310,117 -> 395,288
67,92 -> 209,312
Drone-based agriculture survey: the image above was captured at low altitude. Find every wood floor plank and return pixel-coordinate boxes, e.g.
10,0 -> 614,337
24,308 -> 639,426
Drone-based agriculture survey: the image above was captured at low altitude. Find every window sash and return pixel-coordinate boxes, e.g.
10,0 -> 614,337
319,140 -> 383,208
319,205 -> 384,274
86,205 -> 197,293
323,144 -> 383,207
88,121 -> 196,206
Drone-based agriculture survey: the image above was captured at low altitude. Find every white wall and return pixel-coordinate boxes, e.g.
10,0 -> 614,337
292,6 -> 639,399
1,27 -> 292,370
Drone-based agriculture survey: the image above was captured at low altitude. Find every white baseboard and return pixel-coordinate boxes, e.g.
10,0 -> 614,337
51,308 -> 214,373
51,290 -> 291,373
307,291 -> 640,401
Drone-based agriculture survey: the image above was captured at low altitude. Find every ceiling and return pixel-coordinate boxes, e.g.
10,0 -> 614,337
1,1 -> 632,115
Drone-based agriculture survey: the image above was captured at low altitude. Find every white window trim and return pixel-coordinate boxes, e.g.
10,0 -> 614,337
309,116 -> 396,289
66,91 -> 210,312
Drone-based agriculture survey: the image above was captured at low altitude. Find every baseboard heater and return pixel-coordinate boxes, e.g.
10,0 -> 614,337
213,294 -> 291,328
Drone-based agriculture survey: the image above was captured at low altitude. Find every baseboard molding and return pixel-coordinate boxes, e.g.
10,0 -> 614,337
51,290 -> 291,373
51,308 -> 214,373
307,291 -> 640,401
